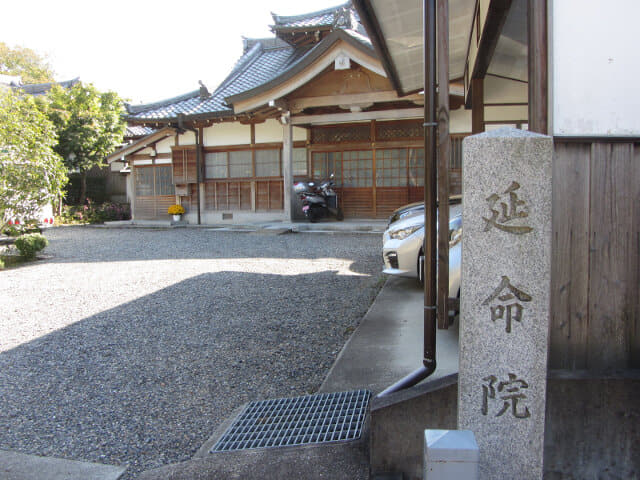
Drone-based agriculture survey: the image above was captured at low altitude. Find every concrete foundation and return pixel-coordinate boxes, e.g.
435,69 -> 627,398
369,375 -> 458,480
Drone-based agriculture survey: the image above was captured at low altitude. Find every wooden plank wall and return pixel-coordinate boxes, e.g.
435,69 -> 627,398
550,140 -> 640,371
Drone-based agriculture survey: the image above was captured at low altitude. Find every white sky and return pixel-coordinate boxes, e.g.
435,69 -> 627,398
3,0 -> 342,104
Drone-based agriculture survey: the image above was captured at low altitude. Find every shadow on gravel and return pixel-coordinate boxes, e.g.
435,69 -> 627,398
0,269 -> 381,479
42,227 -> 377,276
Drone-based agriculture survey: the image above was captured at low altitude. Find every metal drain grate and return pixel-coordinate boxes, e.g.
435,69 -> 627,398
211,389 -> 371,452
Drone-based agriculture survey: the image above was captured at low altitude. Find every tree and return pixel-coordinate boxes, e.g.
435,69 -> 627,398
0,90 -> 67,231
0,42 -> 55,84
46,83 -> 126,204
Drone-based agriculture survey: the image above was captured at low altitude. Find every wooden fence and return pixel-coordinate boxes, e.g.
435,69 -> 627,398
550,139 -> 640,371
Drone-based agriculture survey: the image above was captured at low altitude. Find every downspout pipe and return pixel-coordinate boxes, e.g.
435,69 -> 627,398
378,0 -> 437,398
177,114 -> 201,225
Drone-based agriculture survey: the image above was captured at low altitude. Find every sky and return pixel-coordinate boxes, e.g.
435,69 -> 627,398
3,0 -> 343,104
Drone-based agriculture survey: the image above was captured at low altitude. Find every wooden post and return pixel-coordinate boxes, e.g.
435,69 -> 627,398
528,0 -> 548,134
282,116 -> 293,220
472,78 -> 484,134
437,0 -> 450,329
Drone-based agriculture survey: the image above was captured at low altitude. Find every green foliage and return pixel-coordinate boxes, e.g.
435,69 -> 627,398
58,200 -> 130,224
65,174 -> 107,204
0,42 -> 55,84
2,220 -> 41,237
0,257 -> 4,270
44,83 -> 126,204
46,83 -> 126,174
0,89 -> 67,232
14,233 -> 48,259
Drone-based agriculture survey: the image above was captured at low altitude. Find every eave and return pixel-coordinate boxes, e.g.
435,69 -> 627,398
105,127 -> 176,164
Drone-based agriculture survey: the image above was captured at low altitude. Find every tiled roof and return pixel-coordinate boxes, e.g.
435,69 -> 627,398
13,77 -> 80,96
271,2 -> 352,30
125,3 -> 371,123
125,40 -> 308,122
125,125 -> 156,138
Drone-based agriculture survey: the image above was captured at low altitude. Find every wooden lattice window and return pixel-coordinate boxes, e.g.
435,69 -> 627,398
311,151 -> 339,181
135,167 -> 154,196
229,150 -> 252,178
376,121 -> 423,141
155,165 -> 175,195
205,152 -> 228,179
376,149 -> 408,187
311,124 -> 371,144
292,148 -> 307,176
341,150 -> 373,187
172,148 -> 197,184
255,149 -> 281,177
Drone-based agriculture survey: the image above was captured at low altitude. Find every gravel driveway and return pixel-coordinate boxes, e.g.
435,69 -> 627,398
0,226 -> 383,478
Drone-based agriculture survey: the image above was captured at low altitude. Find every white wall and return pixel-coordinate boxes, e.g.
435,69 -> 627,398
203,123 -> 250,146
451,107 -> 472,134
156,136 -> 175,154
552,0 -> 640,136
255,119 -> 283,143
179,131 -> 196,145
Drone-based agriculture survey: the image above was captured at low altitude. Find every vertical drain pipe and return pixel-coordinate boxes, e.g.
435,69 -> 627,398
377,0 -> 437,397
422,0 -> 438,378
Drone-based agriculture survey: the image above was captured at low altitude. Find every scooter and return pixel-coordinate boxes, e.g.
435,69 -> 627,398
293,174 -> 344,223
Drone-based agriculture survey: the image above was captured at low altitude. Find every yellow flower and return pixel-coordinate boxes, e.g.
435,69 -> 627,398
167,205 -> 185,215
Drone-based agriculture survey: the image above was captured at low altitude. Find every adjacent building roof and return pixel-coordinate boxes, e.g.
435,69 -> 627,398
271,2 -> 353,30
0,74 -> 22,87
13,77 -> 80,96
125,2 -> 372,124
125,125 -> 156,139
106,127 -> 176,164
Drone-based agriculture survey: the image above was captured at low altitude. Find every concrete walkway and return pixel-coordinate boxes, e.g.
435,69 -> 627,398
137,275 -> 459,479
103,218 -> 388,234
0,451 -> 126,480
321,275 -> 459,395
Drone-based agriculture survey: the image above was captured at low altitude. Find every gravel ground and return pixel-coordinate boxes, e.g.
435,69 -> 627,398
0,226 -> 384,478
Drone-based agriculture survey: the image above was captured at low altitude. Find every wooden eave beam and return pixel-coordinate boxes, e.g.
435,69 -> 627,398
465,0 -> 513,109
291,107 -> 423,126
289,91 -> 424,112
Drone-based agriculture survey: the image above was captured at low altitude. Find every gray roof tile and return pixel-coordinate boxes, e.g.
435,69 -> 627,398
125,3 -> 369,123
125,125 -> 156,138
125,42 -> 305,121
271,2 -> 352,30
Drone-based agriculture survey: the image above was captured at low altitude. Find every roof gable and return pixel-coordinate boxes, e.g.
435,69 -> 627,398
226,29 -> 381,113
124,4 -> 375,124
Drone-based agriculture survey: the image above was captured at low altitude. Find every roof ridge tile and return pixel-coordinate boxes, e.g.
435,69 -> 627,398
126,90 -> 200,114
271,2 -> 350,25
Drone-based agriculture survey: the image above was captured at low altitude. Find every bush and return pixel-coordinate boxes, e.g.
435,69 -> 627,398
14,233 -> 48,259
58,200 -> 131,224
2,221 -> 41,237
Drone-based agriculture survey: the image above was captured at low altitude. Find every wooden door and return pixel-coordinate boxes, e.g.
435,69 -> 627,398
134,165 -> 175,219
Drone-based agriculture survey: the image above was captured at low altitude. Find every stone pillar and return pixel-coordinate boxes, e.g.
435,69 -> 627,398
458,127 -> 552,479
282,117 -> 293,221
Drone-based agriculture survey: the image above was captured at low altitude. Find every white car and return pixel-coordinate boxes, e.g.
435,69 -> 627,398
382,201 -> 462,299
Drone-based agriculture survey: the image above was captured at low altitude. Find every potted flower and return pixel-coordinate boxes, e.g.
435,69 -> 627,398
168,204 -> 186,222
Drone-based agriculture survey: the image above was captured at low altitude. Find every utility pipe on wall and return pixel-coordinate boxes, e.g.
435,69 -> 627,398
377,0 -> 438,397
